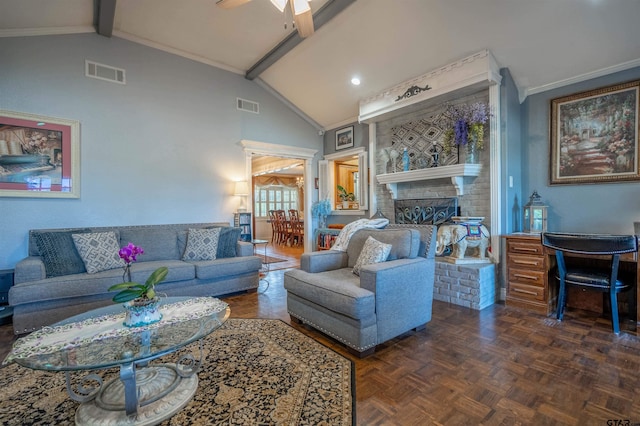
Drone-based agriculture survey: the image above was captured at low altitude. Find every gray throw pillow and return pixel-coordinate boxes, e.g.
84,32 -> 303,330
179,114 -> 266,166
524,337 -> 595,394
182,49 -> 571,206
72,231 -> 124,274
215,227 -> 242,258
33,229 -> 91,278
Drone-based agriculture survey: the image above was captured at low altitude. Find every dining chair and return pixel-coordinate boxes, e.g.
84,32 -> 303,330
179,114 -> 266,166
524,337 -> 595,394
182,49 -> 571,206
274,210 -> 291,246
541,232 -> 638,334
289,209 -> 304,246
268,210 -> 278,244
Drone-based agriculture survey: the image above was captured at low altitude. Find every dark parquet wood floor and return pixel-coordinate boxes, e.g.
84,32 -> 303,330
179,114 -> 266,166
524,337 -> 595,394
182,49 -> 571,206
2,242 -> 640,425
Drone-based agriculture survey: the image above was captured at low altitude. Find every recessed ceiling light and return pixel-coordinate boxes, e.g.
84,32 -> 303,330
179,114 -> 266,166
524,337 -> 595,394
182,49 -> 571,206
351,77 -> 361,86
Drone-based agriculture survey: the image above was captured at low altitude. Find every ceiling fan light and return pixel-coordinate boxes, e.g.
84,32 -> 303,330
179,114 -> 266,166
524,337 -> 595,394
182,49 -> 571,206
270,0 -> 287,13
291,0 -> 310,15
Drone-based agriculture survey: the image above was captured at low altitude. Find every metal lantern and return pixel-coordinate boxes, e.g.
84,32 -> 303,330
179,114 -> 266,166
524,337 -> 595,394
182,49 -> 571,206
523,190 -> 548,233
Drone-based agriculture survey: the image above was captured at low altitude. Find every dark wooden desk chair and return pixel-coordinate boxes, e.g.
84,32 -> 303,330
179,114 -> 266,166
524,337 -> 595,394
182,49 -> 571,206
541,232 -> 638,334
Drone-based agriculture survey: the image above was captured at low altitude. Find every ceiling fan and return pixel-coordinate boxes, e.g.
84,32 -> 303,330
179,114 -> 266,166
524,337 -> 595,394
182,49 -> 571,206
216,0 -> 315,38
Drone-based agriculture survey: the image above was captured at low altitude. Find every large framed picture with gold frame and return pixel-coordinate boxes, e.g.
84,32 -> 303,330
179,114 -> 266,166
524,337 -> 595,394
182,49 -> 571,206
550,80 -> 639,185
0,110 -> 80,198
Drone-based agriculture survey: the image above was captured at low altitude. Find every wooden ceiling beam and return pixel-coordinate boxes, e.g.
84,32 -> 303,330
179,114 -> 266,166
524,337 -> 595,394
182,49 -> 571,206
95,0 -> 117,38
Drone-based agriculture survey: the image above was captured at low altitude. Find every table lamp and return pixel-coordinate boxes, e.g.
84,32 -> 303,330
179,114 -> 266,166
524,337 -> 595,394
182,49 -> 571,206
234,181 -> 249,212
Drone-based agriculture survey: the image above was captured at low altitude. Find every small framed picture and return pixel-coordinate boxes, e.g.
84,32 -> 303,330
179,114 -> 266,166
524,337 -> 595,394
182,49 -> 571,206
335,126 -> 354,151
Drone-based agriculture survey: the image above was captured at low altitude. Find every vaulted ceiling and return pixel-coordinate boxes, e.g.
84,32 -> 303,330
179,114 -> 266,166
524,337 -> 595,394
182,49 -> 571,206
2,0 -> 640,131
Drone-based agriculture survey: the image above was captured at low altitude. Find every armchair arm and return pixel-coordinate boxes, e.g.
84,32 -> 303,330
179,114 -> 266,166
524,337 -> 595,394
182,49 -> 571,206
359,257 -> 435,342
14,256 -> 46,284
300,250 -> 348,273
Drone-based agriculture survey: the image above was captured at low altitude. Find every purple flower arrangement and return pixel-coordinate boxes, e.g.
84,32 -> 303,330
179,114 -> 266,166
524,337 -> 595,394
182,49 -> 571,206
119,243 -> 144,282
442,102 -> 491,154
119,242 -> 144,265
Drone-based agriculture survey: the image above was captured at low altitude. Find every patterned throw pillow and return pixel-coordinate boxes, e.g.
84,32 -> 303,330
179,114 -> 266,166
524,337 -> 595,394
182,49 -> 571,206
72,232 -> 124,274
352,236 -> 392,276
33,229 -> 91,277
182,228 -> 221,261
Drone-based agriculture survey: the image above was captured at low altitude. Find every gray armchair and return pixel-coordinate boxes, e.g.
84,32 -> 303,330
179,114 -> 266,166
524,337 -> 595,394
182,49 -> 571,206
284,226 -> 436,357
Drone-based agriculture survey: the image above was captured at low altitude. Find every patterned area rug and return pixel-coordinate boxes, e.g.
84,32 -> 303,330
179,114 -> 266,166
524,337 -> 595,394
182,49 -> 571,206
256,254 -> 287,264
0,319 -> 354,425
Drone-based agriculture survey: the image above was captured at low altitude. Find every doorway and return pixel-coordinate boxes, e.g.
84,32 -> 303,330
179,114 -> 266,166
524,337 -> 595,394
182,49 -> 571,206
251,155 -> 304,269
239,140 -> 318,266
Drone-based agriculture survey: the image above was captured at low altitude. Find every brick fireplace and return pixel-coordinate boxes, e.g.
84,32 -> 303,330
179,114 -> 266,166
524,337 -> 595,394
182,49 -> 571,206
357,50 -> 503,309
393,197 -> 496,310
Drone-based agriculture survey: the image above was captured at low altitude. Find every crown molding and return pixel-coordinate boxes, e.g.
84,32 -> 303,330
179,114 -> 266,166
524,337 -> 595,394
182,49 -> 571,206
112,30 -> 245,76
521,57 -> 640,102
0,26 -> 95,38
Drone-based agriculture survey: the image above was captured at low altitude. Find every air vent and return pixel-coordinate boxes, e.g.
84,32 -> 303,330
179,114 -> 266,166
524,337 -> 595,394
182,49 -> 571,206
85,60 -> 126,84
237,98 -> 259,114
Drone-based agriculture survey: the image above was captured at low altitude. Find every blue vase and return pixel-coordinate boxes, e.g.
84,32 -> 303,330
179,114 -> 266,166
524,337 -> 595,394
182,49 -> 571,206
402,148 -> 409,171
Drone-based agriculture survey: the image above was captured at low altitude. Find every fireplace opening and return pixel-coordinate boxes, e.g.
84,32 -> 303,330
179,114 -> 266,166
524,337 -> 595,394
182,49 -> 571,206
394,197 -> 459,225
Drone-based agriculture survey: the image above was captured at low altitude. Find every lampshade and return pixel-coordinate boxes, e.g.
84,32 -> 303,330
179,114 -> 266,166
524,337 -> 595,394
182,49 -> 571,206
234,181 -> 249,196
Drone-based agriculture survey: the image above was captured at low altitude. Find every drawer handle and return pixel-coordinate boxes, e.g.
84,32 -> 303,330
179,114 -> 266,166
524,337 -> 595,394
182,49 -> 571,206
513,288 -> 539,296
513,273 -> 539,281
514,247 -> 538,253
513,259 -> 539,266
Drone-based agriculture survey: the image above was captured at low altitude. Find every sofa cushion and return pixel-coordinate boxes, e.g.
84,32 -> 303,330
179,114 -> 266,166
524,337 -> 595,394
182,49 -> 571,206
119,228 -> 179,261
347,229 -> 419,268
33,229 -> 91,277
214,227 -> 242,258
72,232 -> 124,274
191,256 -> 262,280
352,236 -> 392,276
284,268 -> 375,320
182,228 -> 221,261
129,259 -> 196,284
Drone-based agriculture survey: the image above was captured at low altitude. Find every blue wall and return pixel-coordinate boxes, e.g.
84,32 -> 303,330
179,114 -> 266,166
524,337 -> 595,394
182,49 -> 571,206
522,66 -> 640,234
0,33 -> 321,269
500,68 -> 524,234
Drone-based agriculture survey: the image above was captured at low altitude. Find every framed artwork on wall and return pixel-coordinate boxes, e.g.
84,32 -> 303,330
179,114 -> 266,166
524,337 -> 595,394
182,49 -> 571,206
550,80 -> 639,185
0,110 -> 80,198
335,126 -> 354,151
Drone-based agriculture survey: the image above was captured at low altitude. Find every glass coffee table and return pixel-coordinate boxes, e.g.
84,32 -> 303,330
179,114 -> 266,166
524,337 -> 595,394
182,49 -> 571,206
4,296 -> 230,425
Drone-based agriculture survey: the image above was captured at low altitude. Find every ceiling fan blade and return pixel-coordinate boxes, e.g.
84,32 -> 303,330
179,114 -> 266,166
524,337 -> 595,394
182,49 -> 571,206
291,3 -> 314,38
216,0 -> 252,9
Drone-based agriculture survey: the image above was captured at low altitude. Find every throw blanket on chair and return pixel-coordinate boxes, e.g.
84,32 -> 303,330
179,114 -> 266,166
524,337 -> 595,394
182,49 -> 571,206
331,218 -> 390,252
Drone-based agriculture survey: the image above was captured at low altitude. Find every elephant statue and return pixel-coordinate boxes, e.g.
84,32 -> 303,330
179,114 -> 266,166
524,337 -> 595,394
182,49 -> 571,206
436,224 -> 490,260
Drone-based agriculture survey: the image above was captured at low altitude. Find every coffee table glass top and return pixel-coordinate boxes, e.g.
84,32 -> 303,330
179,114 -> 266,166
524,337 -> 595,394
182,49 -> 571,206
6,297 -> 230,371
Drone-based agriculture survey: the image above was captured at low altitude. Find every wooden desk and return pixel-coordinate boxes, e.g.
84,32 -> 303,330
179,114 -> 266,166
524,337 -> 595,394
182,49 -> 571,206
503,233 -> 638,321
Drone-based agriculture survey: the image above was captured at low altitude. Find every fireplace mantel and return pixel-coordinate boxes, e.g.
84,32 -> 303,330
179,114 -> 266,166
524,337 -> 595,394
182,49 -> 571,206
376,163 -> 481,198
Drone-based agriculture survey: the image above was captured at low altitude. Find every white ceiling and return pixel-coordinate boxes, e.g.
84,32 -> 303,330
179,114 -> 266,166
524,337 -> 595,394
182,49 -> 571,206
2,0 -> 640,130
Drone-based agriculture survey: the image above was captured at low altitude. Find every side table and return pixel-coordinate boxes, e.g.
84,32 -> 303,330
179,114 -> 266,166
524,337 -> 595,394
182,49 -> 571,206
251,239 -> 270,292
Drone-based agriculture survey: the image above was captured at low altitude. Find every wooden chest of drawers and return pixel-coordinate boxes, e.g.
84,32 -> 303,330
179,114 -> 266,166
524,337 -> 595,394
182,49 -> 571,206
504,234 -> 556,315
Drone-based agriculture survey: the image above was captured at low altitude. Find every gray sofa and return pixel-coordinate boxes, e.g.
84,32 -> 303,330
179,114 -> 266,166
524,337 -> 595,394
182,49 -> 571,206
10,222 -> 262,334
284,224 -> 436,357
